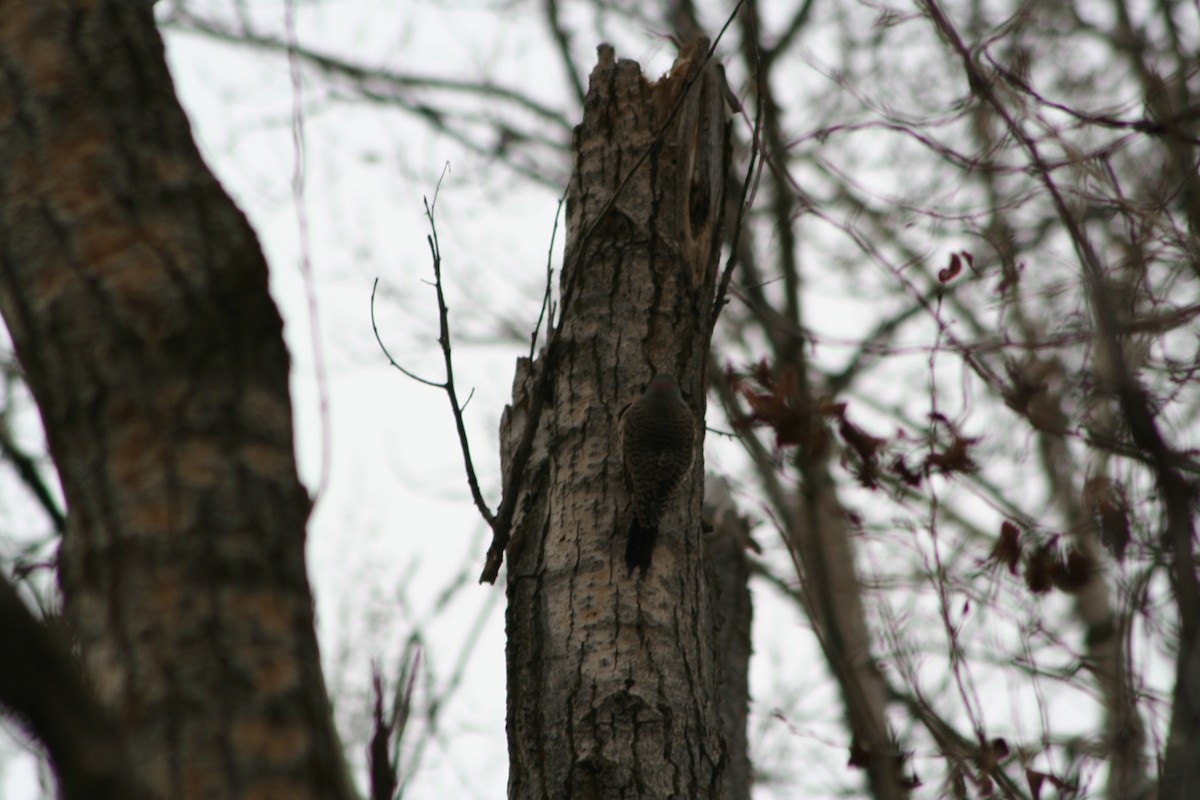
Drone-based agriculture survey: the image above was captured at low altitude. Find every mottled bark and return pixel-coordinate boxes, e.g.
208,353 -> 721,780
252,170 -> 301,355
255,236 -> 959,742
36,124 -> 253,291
0,4 -> 352,800
502,40 -> 730,799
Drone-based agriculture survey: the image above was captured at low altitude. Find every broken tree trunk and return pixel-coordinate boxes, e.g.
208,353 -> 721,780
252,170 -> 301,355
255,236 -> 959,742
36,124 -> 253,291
501,39 -> 731,799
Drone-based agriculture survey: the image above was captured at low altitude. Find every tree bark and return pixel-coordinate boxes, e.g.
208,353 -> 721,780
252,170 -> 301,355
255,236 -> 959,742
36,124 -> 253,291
0,4 -> 353,799
704,476 -> 754,800
502,39 -> 730,799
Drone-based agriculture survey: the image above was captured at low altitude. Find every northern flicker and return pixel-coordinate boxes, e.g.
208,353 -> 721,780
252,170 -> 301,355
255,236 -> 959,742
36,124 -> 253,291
621,374 -> 696,574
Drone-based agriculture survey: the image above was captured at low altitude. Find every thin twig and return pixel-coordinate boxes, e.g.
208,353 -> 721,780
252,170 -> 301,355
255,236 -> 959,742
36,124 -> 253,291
369,281 -> 442,389
0,428 -> 64,534
478,360 -> 550,582
919,1 -> 1199,792
423,195 -> 496,527
711,1 -> 764,332
530,191 -> 567,360
164,10 -> 572,131
370,172 -> 497,529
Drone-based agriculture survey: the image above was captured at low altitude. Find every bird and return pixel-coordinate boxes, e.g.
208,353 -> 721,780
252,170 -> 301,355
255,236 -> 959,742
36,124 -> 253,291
620,374 -> 696,574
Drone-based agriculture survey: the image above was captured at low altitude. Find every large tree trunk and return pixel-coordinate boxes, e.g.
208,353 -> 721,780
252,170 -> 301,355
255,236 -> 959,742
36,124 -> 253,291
501,40 -> 731,799
0,4 -> 353,799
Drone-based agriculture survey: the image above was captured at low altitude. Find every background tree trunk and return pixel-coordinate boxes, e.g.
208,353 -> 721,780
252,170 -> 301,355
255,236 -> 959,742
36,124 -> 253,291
704,476 -> 754,800
0,4 -> 353,799
501,40 -> 731,799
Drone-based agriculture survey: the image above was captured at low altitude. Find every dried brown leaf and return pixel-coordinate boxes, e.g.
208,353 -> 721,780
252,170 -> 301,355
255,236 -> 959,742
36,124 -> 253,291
990,521 -> 1022,576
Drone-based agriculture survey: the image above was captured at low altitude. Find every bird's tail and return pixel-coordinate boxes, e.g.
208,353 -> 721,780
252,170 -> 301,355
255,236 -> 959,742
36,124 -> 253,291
625,518 -> 658,576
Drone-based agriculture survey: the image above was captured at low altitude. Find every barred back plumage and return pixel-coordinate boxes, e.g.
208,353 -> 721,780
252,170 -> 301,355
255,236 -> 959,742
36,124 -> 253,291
621,374 -> 696,574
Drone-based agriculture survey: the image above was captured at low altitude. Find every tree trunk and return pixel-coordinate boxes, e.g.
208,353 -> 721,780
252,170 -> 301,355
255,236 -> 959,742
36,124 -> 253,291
704,476 -> 754,800
791,465 -> 906,798
0,4 -> 353,799
501,39 -> 731,799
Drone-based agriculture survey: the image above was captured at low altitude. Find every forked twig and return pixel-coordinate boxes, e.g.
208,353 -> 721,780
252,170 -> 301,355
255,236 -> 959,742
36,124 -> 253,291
371,173 -> 497,529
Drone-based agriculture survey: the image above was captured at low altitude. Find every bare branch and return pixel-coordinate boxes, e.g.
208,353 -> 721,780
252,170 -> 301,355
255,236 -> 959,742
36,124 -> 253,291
765,0 -> 818,65
0,427 -> 64,534
529,192 -> 566,360
164,9 -> 573,132
0,574 -> 150,800
541,0 -> 586,105
367,664 -> 399,800
711,3 -> 765,333
423,197 -> 497,528
164,8 -> 572,188
918,2 -> 1199,794
369,280 -> 443,389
